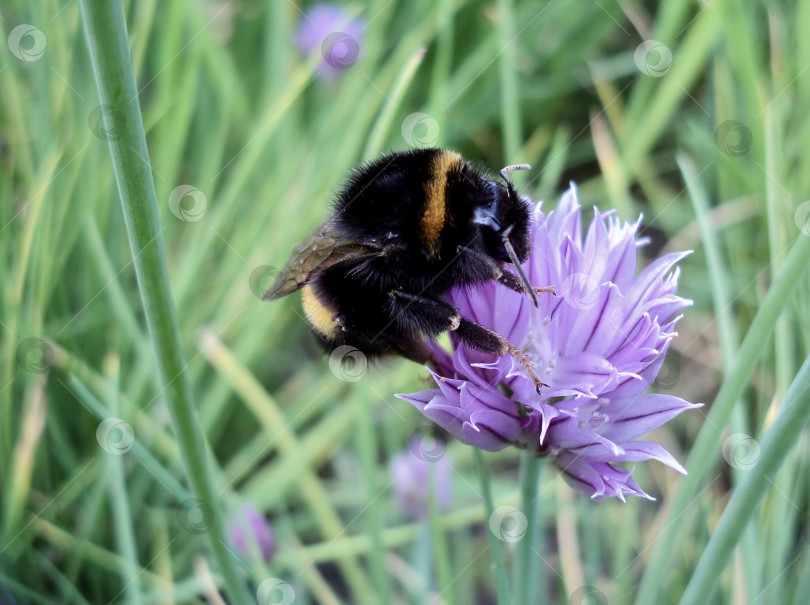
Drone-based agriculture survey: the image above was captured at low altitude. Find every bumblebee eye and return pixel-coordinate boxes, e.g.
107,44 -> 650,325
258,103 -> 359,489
472,200 -> 501,232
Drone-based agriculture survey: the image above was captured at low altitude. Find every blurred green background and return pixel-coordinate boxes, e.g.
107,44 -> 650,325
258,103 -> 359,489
2,0 -> 809,603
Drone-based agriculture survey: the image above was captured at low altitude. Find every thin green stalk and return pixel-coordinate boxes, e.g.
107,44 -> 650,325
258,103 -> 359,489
412,524 -> 433,604
677,155 -> 739,375
363,47 -> 427,159
474,449 -> 511,605
198,330 -> 374,597
677,154 -> 759,599
105,356 -> 143,605
512,452 -> 540,605
498,0 -> 522,162
622,4 -> 720,178
762,100 -> 794,605
679,354 -> 810,605
790,548 -> 810,605
69,376 -> 190,502
428,459 -> 455,605
356,404 -> 386,604
1,149 -> 60,475
634,230 -> 810,605
428,0 -> 455,123
1,377 -> 46,546
77,2 -> 250,602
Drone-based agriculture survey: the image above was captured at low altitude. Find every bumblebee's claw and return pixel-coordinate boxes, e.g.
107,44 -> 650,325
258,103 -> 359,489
506,344 -> 548,393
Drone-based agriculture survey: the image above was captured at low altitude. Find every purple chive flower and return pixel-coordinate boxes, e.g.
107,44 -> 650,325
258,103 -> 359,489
228,503 -> 276,562
390,438 -> 453,520
296,4 -> 365,81
397,184 -> 700,501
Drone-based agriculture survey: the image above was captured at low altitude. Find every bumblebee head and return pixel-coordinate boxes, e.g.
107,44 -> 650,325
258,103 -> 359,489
472,164 -> 537,305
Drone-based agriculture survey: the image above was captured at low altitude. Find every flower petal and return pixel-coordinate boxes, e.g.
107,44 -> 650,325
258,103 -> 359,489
464,410 -> 522,451
555,452 -> 606,500
600,394 -> 703,442
614,441 -> 687,474
547,352 -> 622,398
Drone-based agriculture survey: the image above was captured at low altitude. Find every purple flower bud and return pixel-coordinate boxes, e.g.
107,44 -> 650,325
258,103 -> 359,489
398,184 -> 701,501
390,439 -> 453,520
228,503 -> 276,562
295,4 -> 365,81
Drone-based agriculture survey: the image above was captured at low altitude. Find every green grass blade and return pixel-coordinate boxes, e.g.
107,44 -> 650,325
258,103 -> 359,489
678,354 -> 810,605
634,227 -> 810,604
474,449 -> 511,605
77,2 -> 251,601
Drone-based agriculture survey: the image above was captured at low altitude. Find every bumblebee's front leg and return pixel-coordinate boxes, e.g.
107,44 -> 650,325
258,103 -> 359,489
456,245 -> 555,299
388,289 -> 547,392
453,318 -> 547,392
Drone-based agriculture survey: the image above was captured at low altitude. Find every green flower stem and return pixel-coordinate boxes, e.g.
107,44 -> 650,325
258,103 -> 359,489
678,354 -> 810,605
634,228 -> 810,605
512,451 -> 541,605
474,449 -> 511,605
78,3 -> 251,602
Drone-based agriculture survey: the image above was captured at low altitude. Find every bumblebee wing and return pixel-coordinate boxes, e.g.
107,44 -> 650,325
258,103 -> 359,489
262,220 -> 385,300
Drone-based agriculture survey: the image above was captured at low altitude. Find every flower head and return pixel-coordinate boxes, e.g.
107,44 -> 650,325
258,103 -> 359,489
228,503 -> 276,562
397,185 -> 699,501
390,437 -> 453,520
296,4 -> 365,81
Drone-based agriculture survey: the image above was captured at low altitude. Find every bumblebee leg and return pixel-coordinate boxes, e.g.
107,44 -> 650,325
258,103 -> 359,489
383,290 -> 457,367
498,271 -> 555,297
454,318 -> 548,393
456,245 -> 555,298
388,289 -> 462,333
389,289 -> 547,392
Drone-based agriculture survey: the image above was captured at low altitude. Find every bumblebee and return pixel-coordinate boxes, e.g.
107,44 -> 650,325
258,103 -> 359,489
264,148 -> 552,391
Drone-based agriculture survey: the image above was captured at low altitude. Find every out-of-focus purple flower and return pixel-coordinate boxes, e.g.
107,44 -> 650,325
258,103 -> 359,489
228,503 -> 276,562
397,184 -> 700,501
295,4 -> 365,81
390,437 -> 453,520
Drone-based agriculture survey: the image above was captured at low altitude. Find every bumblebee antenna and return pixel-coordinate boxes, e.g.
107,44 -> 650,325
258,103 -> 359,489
500,224 -> 539,307
499,164 -> 531,189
